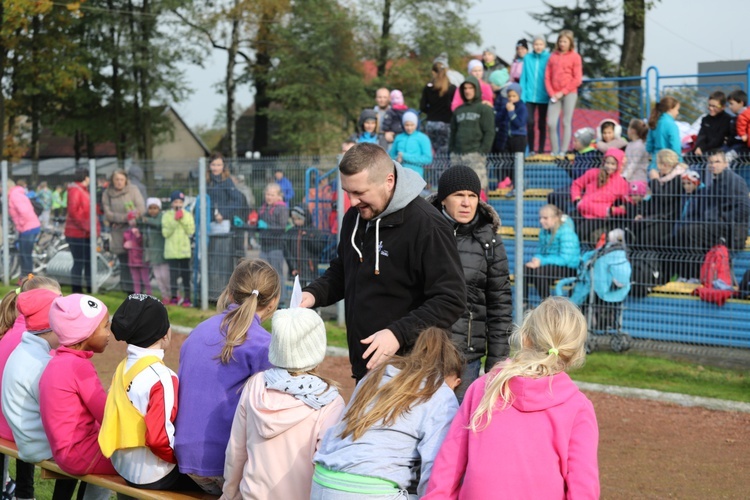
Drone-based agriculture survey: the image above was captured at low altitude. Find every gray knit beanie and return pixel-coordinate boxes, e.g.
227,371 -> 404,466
269,308 -> 327,372
437,166 -> 482,204
574,127 -> 597,148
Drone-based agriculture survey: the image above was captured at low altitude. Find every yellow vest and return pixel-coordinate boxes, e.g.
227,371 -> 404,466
98,356 -> 163,458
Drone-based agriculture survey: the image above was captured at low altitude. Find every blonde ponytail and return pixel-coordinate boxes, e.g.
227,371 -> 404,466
217,259 -> 281,364
470,297 -> 587,431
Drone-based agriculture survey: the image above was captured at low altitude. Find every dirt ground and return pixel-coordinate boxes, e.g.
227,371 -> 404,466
96,335 -> 750,499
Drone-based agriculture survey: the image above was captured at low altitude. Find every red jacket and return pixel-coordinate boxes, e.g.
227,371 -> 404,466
571,149 -> 629,219
545,50 -> 583,96
65,182 -> 100,239
736,107 -> 750,146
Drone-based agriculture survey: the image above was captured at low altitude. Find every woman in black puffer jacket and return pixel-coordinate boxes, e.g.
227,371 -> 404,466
430,165 -> 513,401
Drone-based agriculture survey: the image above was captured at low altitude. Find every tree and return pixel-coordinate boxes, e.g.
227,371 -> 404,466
268,0 -> 367,154
360,0 -> 480,82
530,0 -> 619,77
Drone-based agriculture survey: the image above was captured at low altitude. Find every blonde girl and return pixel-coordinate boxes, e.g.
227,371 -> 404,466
174,259 -> 281,495
424,296 -> 599,499
312,327 -> 464,499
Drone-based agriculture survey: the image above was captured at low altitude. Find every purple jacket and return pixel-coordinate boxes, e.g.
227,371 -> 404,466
174,305 -> 272,476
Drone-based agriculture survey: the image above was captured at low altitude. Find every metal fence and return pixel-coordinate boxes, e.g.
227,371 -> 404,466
4,150 -> 750,356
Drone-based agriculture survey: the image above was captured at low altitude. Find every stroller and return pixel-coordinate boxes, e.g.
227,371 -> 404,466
554,229 -> 633,353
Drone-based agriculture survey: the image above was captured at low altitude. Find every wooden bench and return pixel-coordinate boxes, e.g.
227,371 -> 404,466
0,438 -> 217,500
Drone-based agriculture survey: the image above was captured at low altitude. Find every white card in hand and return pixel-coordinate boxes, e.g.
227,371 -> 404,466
289,275 -> 303,308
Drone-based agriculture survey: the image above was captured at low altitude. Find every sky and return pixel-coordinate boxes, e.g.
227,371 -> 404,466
173,0 -> 750,129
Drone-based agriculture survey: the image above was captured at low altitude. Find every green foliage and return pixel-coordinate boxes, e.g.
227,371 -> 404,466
530,0 -> 619,77
267,0 -> 367,154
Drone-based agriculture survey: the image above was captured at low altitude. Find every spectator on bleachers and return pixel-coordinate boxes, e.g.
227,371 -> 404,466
390,111 -> 433,179
595,119 -> 627,153
520,35 -> 551,155
450,76 -> 496,192
420,61 -> 456,156
523,204 -> 580,306
570,148 -> 629,243
381,89 -> 409,148
623,119 -> 650,182
547,127 -> 601,214
175,260 -> 279,495
633,150 -> 686,250
273,168 -> 294,205
481,46 -> 509,83
433,52 -> 465,88
451,60 -> 494,111
545,30 -> 583,157
672,151 -> 750,275
646,96 -> 682,176
494,83 -> 528,190
488,66 -> 510,95
355,109 -> 387,149
693,91 -> 732,156
429,165 -> 512,401
664,169 -> 706,280
283,206 -> 327,286
509,39 -> 527,83
727,90 -> 750,154
611,181 -> 649,229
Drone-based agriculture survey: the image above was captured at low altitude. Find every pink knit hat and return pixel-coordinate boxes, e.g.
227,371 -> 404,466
390,90 -> 404,106
49,294 -> 108,346
16,288 -> 61,333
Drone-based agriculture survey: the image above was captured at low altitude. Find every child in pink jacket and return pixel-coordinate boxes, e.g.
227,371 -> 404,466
39,294 -> 117,476
424,296 -> 599,500
544,30 -> 583,156
222,308 -> 344,500
571,148 -> 629,243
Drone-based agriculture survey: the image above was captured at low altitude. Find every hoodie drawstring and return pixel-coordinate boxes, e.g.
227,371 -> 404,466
374,219 -> 381,275
351,214 -> 363,262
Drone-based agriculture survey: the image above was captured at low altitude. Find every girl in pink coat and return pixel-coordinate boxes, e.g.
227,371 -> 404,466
571,148 -> 629,243
424,296 -> 599,500
545,30 -> 583,156
7,180 -> 41,275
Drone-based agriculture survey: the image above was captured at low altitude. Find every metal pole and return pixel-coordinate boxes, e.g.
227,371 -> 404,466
514,152 -> 524,324
198,157 -> 209,310
335,158 -> 345,327
89,159 -> 98,293
1,161 -> 9,286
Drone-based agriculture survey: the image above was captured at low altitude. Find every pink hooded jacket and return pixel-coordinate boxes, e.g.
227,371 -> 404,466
424,371 -> 599,500
8,186 -> 40,234
222,372 -> 345,500
545,50 -> 583,97
571,148 -> 629,219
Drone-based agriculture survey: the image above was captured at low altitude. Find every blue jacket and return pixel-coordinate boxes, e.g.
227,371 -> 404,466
646,113 -> 682,170
520,50 -> 551,104
389,130 -> 433,178
493,96 -> 527,152
555,243 -> 631,305
534,215 -> 581,269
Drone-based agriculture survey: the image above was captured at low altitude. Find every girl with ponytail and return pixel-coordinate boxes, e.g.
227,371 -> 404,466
646,96 -> 683,174
174,259 -> 280,495
424,296 -> 600,500
312,327 -> 464,499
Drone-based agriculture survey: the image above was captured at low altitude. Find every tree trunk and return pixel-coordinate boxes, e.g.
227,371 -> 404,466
74,129 -> 82,162
252,12 -> 273,155
377,0 -> 391,78
138,0 -> 155,190
0,1 -> 5,161
226,0 -> 240,162
30,15 -> 41,185
107,0 -> 126,162
618,0 -> 646,123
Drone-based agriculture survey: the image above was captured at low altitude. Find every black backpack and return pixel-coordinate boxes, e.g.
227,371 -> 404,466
629,250 -> 663,298
30,197 -> 44,216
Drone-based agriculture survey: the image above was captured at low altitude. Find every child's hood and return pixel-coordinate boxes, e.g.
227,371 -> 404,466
247,371 -> 329,439
358,109 -> 378,132
459,75 -> 482,103
509,372 -> 581,412
603,147 -> 625,171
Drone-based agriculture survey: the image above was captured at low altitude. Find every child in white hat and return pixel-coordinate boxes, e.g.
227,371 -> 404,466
222,308 -> 344,500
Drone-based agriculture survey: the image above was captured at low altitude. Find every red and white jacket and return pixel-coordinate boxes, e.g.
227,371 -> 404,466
109,345 -> 179,485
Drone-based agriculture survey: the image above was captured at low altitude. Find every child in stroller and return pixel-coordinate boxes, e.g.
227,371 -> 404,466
554,228 -> 632,352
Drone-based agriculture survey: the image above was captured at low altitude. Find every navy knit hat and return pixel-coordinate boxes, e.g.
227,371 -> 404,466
437,166 -> 481,204
170,190 -> 185,202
